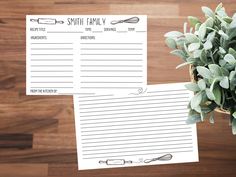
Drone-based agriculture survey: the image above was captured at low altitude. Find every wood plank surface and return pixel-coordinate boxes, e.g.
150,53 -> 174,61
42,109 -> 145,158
0,0 -> 236,176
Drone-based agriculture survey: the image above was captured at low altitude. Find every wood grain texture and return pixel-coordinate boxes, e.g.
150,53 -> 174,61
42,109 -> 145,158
0,0 -> 236,176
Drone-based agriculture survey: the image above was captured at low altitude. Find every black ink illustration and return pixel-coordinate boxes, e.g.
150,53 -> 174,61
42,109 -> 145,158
99,154 -> 172,165
144,154 -> 173,163
99,159 -> 132,165
30,18 -> 64,25
111,16 -> 139,25
129,87 -> 147,95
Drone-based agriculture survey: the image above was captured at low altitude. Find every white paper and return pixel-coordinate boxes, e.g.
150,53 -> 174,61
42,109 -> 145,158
74,83 -> 199,170
26,15 -> 147,95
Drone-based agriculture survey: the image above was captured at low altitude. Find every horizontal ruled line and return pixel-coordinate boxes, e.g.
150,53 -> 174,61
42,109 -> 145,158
81,119 -> 185,129
31,76 -> 73,78
82,131 -> 191,141
31,54 -> 73,56
47,31 -> 83,33
83,150 -> 193,159
80,48 -> 142,50
81,70 -> 142,72
83,146 -> 193,156
80,87 -> 141,89
31,65 -> 73,67
79,100 -> 188,110
80,76 -> 142,78
31,59 -> 73,61
81,117 -> 186,126
80,108 -> 187,118
79,97 -> 189,106
30,87 -> 73,88
92,31 -> 103,33
79,93 -> 188,102
82,134 -> 191,144
80,59 -> 142,61
30,81 -> 73,83
31,48 -> 73,50
80,104 -> 187,114
83,142 -> 192,152
82,127 -> 191,137
30,70 -> 73,72
80,65 -> 142,67
31,43 -> 73,44
147,89 -> 187,94
80,54 -> 142,55
79,94 -> 114,99
82,138 -> 192,148
81,81 -> 142,84
80,43 -> 143,45
80,111 -> 188,122
81,123 -> 188,133
116,31 -> 128,33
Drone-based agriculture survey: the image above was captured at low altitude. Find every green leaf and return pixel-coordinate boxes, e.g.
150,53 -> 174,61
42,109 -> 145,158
215,3 -> 223,12
218,30 -> 229,40
164,31 -> 183,38
188,16 -> 201,27
188,42 -> 200,52
185,83 -> 200,92
213,85 -> 221,105
185,33 -> 199,43
210,77 -> 221,91
206,88 -> 216,100
200,49 -> 207,63
209,112 -> 214,124
217,8 -> 228,18
202,6 -> 215,18
233,112 -> 236,118
165,38 -> 177,49
170,50 -> 187,60
207,31 -> 216,42
193,49 -> 202,58
219,76 -> 229,89
191,92 -> 202,109
223,16 -> 233,24
176,61 -> 194,69
195,23 -> 201,31
186,110 -> 201,124
197,66 -> 212,79
219,47 -> 226,54
230,19 -> 236,29
203,40 -> 212,50
229,48 -> 236,58
224,54 -> 236,65
229,71 -> 236,81
232,119 -> 236,135
205,17 -> 214,27
198,23 -> 207,40
198,79 -> 206,90
208,64 -> 222,76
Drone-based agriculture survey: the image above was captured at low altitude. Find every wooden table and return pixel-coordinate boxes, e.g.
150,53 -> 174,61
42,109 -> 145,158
0,0 -> 235,176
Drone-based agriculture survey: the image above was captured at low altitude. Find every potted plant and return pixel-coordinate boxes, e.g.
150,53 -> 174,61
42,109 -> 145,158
164,3 -> 236,134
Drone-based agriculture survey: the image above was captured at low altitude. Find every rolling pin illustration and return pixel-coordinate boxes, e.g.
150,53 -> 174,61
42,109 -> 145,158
30,18 -> 64,25
99,159 -> 132,165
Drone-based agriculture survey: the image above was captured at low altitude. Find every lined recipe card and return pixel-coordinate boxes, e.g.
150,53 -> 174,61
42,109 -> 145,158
26,15 -> 147,95
74,83 -> 199,170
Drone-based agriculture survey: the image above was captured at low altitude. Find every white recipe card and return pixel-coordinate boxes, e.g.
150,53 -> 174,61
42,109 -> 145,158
74,83 -> 199,170
26,15 -> 147,95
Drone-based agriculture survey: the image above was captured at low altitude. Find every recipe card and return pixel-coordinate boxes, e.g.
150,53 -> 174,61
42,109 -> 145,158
74,83 -> 199,170
26,15 -> 147,95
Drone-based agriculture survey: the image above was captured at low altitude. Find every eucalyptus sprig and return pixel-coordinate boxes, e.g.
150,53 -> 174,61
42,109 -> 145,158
164,3 -> 236,134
